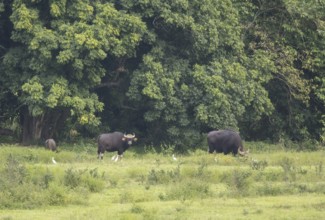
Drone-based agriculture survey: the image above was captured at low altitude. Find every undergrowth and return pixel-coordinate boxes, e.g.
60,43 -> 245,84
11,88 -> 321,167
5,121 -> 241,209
0,145 -> 325,210
0,154 -> 105,209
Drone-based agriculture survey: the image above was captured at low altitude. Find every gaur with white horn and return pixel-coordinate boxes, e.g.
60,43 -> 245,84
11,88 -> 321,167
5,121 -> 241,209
97,132 -> 137,161
207,130 -> 248,156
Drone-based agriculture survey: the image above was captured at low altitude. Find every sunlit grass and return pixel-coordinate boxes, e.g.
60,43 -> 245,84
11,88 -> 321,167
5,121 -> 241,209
0,144 -> 325,219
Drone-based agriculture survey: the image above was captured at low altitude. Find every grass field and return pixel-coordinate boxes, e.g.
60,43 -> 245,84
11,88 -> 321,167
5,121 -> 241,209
0,142 -> 325,220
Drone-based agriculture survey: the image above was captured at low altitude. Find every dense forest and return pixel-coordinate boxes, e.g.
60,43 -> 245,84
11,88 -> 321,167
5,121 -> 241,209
0,0 -> 324,148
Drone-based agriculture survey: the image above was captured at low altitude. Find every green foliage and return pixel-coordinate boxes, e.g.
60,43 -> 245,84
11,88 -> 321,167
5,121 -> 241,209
238,0 -> 325,142
0,0 -> 324,147
0,148 -> 106,209
220,169 -> 253,196
125,0 -> 282,147
64,167 -> 105,192
280,157 -> 297,182
165,179 -> 211,201
64,168 -> 82,189
251,159 -> 268,171
0,145 -> 325,219
1,0 -> 147,143
146,165 -> 181,185
0,1 -> 4,13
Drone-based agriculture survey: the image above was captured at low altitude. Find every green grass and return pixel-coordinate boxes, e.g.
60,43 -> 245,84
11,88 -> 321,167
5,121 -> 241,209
0,143 -> 325,219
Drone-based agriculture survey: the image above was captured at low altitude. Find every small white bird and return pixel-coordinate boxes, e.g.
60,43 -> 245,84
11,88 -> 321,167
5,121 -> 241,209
52,157 -> 57,164
172,154 -> 177,161
111,155 -> 117,161
111,154 -> 122,162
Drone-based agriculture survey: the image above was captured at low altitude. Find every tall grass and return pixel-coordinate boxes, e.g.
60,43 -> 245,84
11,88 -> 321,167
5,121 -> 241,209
0,143 -> 325,219
0,146 -> 105,209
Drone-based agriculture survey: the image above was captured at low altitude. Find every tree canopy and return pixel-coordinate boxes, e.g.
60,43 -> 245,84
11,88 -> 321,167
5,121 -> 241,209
0,0 -> 324,147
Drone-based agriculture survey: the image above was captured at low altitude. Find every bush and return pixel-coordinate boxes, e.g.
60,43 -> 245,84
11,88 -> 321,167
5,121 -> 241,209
251,158 -> 268,171
0,154 -> 106,209
220,169 -> 253,196
47,184 -> 67,205
83,175 -> 105,192
256,182 -> 286,196
165,179 -> 211,201
0,156 -> 47,209
63,167 -> 105,192
131,204 -> 145,213
279,157 -> 297,182
64,168 -> 82,189
146,165 -> 181,185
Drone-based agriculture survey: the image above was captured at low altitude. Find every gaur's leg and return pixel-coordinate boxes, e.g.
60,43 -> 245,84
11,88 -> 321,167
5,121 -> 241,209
208,147 -> 215,154
98,147 -> 104,159
115,151 -> 124,162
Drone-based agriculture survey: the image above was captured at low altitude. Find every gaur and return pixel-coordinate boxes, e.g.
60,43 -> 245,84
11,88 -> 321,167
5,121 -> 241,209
45,139 -> 57,152
207,130 -> 248,156
97,132 -> 137,161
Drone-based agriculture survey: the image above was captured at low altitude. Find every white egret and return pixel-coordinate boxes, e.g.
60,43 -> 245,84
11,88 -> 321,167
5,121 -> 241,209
52,157 -> 57,164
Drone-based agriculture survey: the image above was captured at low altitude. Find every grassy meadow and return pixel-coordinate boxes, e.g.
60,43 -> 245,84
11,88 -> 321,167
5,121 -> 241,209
0,141 -> 325,220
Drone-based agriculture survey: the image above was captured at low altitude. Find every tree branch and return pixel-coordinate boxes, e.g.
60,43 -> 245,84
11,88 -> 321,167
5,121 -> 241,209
120,103 -> 138,111
94,79 -> 121,89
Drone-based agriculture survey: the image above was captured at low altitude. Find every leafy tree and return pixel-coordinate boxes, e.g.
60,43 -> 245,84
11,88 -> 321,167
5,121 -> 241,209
238,0 -> 325,142
1,0 -> 146,144
125,0 -> 274,148
284,0 -> 325,142
0,0 -> 324,148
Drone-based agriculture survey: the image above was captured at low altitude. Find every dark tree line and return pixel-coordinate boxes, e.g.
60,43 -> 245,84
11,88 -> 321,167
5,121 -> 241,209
0,0 -> 324,148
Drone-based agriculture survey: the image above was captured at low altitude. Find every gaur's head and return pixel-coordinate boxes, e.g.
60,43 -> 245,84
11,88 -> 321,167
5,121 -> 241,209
122,133 -> 137,145
238,146 -> 249,156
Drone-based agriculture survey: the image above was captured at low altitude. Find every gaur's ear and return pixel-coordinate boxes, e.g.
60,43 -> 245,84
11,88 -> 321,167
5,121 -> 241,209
122,137 -> 126,141
134,138 -> 138,141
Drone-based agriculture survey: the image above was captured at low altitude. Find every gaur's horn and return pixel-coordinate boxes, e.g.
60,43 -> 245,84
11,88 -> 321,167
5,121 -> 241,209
238,147 -> 246,156
124,133 -> 135,138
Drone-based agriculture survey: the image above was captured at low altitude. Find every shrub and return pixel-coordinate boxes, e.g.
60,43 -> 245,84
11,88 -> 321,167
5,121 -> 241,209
0,156 -> 51,209
28,167 -> 54,189
47,184 -> 67,205
64,168 -> 82,189
131,204 -> 145,213
63,167 -> 105,192
251,159 -> 268,171
195,159 -> 208,177
316,161 -> 323,176
256,182 -> 286,196
83,175 -> 105,192
279,157 -> 296,182
146,165 -> 181,185
165,179 -> 211,201
4,154 -> 27,185
119,191 -> 135,204
262,168 -> 283,181
220,169 -> 252,196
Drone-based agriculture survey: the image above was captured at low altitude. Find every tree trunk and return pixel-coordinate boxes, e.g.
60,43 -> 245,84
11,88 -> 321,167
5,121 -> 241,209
20,107 -> 69,145
21,107 -> 44,145
41,109 -> 69,140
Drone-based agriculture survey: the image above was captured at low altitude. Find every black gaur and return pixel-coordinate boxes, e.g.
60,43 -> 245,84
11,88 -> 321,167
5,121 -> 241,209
97,132 -> 137,161
207,130 -> 248,156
